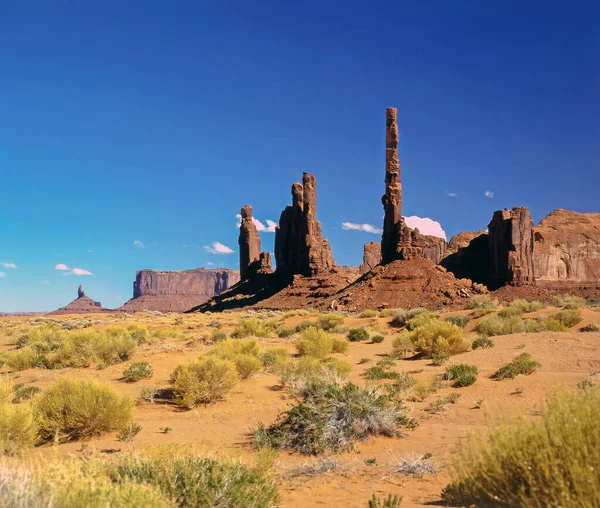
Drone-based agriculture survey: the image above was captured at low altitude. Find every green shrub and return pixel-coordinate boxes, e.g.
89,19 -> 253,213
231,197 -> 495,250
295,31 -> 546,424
234,354 -> 262,380
294,327 -> 333,358
12,384 -> 41,403
317,313 -> 344,331
445,364 -> 478,387
445,315 -> 471,328
524,316 -> 567,332
468,295 -> 499,310
368,493 -> 403,508
122,362 -> 154,382
294,320 -> 314,333
493,353 -> 540,380
276,326 -> 295,338
261,347 -> 291,372
443,389 -> 600,507
471,337 -> 495,349
551,294 -> 587,309
431,353 -> 450,366
508,299 -> 543,313
322,358 -> 352,377
230,319 -> 270,338
36,378 -> 134,443
391,334 -> 414,358
390,308 -> 429,328
347,327 -> 369,342
395,321 -> 468,358
580,323 -> 600,332
384,372 -> 417,399
371,335 -> 385,344
126,324 -> 150,345
498,306 -> 524,318
476,315 -> 524,336
360,309 -> 379,318
171,358 -> 239,408
554,309 -> 583,327
364,366 -> 400,380
254,381 -> 406,454
331,336 -> 349,353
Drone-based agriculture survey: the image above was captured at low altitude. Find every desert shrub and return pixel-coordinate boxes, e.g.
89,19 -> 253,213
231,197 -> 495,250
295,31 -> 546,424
261,347 -> 291,372
470,308 -> 495,318
276,326 -> 295,338
211,330 -> 227,342
360,309 -> 379,319
443,389 -> 600,507
317,313 -> 344,331
0,378 -> 13,404
138,386 -> 159,404
36,378 -> 134,443
431,353 -> 450,366
391,333 -> 414,358
368,493 -> 403,508
551,294 -> 587,309
126,324 -> 150,344
498,306 -> 524,318
13,384 -> 41,403
396,320 -> 468,358
580,323 -> 600,332
471,337 -> 495,349
467,295 -> 499,310
110,448 -> 279,507
171,357 -> 239,408
384,372 -> 417,399
425,393 -> 461,414
405,312 -> 439,330
493,353 -> 540,380
331,336 -> 349,353
445,315 -> 471,328
347,327 -> 369,342
254,381 -> 406,454
390,307 -> 429,328
524,316 -> 567,332
365,366 -> 400,380
508,299 -> 543,313
294,327 -> 333,359
294,320 -> 314,333
234,354 -> 262,380
5,347 -> 47,371
279,357 -> 350,389
322,358 -> 352,377
151,325 -> 187,340
230,318 -> 270,338
476,315 -> 524,336
379,308 -> 395,318
445,364 -> 478,387
0,401 -> 37,455
209,338 -> 261,361
371,335 -> 385,344
554,309 -> 583,327
122,361 -> 154,382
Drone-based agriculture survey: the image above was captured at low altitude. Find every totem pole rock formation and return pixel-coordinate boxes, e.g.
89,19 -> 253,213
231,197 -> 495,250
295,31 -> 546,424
381,108 -> 403,264
238,204 -> 261,280
77,285 -> 85,298
359,242 -> 382,274
488,207 -> 535,286
275,172 -> 334,277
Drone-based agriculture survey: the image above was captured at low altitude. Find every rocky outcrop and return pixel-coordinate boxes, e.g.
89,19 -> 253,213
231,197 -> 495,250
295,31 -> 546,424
274,172 -> 334,277
49,286 -> 106,315
488,207 -> 535,287
359,242 -> 382,274
381,108 -> 402,264
119,268 -> 240,312
401,227 -> 446,264
238,204 -> 261,280
441,232 -> 490,285
534,209 -> 600,283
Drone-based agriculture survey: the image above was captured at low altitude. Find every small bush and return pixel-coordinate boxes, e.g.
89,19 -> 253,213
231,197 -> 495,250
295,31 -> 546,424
360,309 -> 378,319
396,320 -> 468,358
171,357 -> 239,408
276,326 -> 295,338
471,337 -> 495,349
390,308 -> 429,328
331,336 -> 349,353
254,381 -> 405,454
498,306 -> 524,318
425,393 -> 461,414
122,362 -> 154,383
524,316 -> 567,332
347,327 -> 369,342
442,389 -> 600,507
234,354 -> 262,380
365,366 -> 400,380
468,295 -> 499,310
261,347 -> 291,372
445,315 -> 471,328
431,353 -> 450,366
391,334 -> 414,358
322,358 -> 352,377
371,335 -> 385,344
0,402 -> 37,455
12,385 -> 41,403
294,327 -> 335,358
230,319 -> 270,338
508,299 -> 543,313
211,330 -> 227,342
445,364 -> 478,387
317,313 -> 344,331
554,309 -> 583,327
406,312 -> 439,331
36,378 -> 134,442
580,323 -> 600,332
551,294 -> 587,309
384,372 -> 417,399
476,315 -> 524,336
368,493 -> 403,508
493,353 -> 540,380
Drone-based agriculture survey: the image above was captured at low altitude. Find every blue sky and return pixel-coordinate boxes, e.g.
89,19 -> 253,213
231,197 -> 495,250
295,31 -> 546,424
1,1 -> 598,311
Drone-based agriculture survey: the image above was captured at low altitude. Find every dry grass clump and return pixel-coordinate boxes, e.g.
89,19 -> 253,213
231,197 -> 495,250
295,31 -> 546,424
443,389 -> 600,507
359,309 -> 379,319
261,347 -> 291,372
347,327 -> 369,342
207,338 -> 263,379
508,298 -> 543,313
467,294 -> 499,310
36,378 -> 134,443
553,308 -> 583,327
122,361 -> 154,382
230,318 -> 272,338
0,379 -> 37,455
254,381 -> 407,455
405,312 -> 439,330
493,353 -> 540,380
475,314 -> 524,336
317,313 -> 345,331
393,320 -> 468,359
524,316 -> 567,332
551,293 -> 587,309
444,314 -> 471,328
471,337 -> 494,349
294,327 -> 348,358
390,307 -> 429,328
279,357 -> 352,389
171,357 -> 239,408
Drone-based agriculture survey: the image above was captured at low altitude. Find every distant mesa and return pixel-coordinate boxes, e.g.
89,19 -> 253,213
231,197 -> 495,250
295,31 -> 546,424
49,286 -> 107,315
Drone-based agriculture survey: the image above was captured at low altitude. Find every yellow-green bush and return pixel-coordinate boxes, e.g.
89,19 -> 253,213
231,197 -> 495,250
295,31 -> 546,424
0,401 -> 37,455
331,336 -> 349,354
394,320 -> 468,358
475,314 -> 525,336
207,338 -> 263,378
234,354 -> 262,380
317,313 -> 345,331
467,294 -> 499,310
551,294 -> 587,309
36,378 -> 134,443
294,327 -> 333,359
508,298 -> 543,313
0,377 -> 12,403
171,357 -> 239,408
230,319 -> 271,338
405,312 -> 439,331
554,308 -> 583,327
443,389 -> 600,507
261,347 -> 291,372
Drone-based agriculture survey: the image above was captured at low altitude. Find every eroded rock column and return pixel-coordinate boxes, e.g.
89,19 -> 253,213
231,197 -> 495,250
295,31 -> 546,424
238,204 -> 261,280
381,107 -> 402,264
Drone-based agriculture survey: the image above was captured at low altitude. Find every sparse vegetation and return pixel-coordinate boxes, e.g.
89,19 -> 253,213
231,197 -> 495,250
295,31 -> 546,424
393,454 -> 438,477
425,393 -> 461,414
122,361 -> 154,382
443,389 -> 600,507
580,323 -> 600,332
444,314 -> 470,328
348,327 -> 369,342
360,309 -> 379,319
508,298 -> 543,313
394,320 -> 468,358
368,493 -> 403,508
230,318 -> 271,338
476,314 -> 524,336
493,353 -> 540,380
371,334 -> 385,344
431,353 -> 450,366
554,308 -> 583,327
471,337 -> 494,349
317,313 -> 344,331
551,294 -> 587,309
467,294 -> 498,310
390,307 -> 429,328
445,364 -> 478,387
294,327 -> 348,358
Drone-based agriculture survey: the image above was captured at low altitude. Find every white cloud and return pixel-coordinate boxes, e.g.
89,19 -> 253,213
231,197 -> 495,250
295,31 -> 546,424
203,242 -> 234,255
133,240 -> 144,248
206,262 -> 215,266
0,272 -> 6,278
235,214 -> 277,233
485,191 -> 494,198
445,190 -> 457,197
71,268 -> 92,276
341,222 -> 382,234
55,264 -> 71,271
404,216 -> 447,240
43,280 -> 51,285
1,262 -> 17,269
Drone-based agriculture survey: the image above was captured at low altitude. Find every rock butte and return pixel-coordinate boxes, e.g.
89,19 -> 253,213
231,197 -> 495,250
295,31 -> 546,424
49,286 -> 107,315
